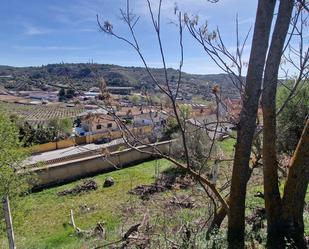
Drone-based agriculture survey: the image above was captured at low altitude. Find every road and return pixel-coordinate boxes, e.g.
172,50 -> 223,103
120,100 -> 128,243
25,138 -> 124,165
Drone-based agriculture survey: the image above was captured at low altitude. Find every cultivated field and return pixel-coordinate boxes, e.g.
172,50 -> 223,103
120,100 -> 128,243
0,102 -> 85,125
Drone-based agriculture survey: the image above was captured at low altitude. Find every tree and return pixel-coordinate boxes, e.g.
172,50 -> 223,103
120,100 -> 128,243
276,81 -> 309,154
227,1 -> 276,247
179,104 -> 192,121
261,0 -> 294,246
97,0 -> 228,229
96,0 -> 308,247
282,118 -> 309,248
163,117 -> 179,139
30,125 -> 55,145
130,95 -> 141,105
0,111 -> 29,249
171,127 -> 217,174
58,88 -> 66,102
66,88 -> 75,99
48,118 -> 73,140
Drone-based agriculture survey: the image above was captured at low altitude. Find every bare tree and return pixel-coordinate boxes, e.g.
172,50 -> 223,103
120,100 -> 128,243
94,0 -> 309,248
261,0 -> 294,247
225,1 -> 277,247
96,0 -> 230,215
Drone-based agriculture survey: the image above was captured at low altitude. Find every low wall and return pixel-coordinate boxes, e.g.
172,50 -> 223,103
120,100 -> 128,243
29,139 -> 76,154
56,138 -> 75,149
84,126 -> 153,144
26,140 -> 172,188
29,126 -> 153,154
30,142 -> 57,154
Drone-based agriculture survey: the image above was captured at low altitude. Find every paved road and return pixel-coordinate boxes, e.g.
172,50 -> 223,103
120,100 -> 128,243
25,138 -> 124,165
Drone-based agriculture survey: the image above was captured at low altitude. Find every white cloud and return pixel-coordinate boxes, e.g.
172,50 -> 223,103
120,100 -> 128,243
23,24 -> 52,35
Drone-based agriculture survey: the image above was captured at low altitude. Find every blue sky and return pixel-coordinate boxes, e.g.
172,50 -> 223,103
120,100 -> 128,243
0,0 -> 258,74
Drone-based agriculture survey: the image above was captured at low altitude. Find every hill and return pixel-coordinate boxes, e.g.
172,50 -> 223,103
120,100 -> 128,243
0,63 -> 239,97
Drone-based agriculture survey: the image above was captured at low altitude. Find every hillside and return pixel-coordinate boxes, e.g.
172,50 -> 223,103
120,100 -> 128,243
0,63 -> 239,95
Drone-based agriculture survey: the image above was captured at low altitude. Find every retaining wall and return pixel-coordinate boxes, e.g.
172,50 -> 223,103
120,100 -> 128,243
26,140 -> 172,188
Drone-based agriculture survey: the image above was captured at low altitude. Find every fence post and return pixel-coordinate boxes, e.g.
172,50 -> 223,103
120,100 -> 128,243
3,195 -> 16,249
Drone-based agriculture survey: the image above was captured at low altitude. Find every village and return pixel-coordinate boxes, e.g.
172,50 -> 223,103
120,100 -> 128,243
1,0 -> 308,247
0,84 -> 240,157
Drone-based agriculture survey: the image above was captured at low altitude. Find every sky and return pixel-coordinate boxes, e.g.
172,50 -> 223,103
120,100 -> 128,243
0,0 -> 258,74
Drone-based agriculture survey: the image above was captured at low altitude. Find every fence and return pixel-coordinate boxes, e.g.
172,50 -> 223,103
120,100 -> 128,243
29,139 -> 75,154
29,125 -> 153,154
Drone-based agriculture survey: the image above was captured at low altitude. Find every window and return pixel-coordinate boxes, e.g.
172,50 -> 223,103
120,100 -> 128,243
96,125 -> 102,130
107,123 -> 113,128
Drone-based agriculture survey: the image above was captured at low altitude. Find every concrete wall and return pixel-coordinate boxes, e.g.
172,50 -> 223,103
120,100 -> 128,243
30,142 -> 57,154
29,125 -> 153,154
27,140 -> 172,188
30,139 -> 76,154
56,138 -> 76,149
85,126 -> 153,144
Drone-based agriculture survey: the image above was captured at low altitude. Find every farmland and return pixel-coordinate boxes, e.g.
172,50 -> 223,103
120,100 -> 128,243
0,102 -> 85,126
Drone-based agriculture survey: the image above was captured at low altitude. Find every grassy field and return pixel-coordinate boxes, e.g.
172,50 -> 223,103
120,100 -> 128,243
218,136 -> 236,157
0,159 -> 171,249
1,139 -> 308,248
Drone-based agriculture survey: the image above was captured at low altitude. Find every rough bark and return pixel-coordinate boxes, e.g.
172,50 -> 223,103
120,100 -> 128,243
282,119 -> 309,249
261,0 -> 294,247
227,0 -> 276,248
3,195 -> 16,249
207,201 -> 229,237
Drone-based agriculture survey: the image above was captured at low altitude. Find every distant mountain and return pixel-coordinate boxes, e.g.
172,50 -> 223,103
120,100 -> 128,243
0,63 -> 240,95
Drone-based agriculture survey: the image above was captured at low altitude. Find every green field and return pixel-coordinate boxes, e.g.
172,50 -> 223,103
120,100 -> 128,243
1,142 -> 308,249
0,160 -> 171,249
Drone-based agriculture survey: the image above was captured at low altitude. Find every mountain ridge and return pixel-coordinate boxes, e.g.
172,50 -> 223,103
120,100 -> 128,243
0,63 -> 239,94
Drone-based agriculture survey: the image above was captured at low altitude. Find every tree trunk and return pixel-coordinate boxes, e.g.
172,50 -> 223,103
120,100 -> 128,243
261,0 -> 294,248
207,200 -> 229,238
3,195 -> 16,249
227,0 -> 276,247
282,119 -> 309,249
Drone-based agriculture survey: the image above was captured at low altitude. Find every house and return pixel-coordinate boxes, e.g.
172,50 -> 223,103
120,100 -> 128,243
133,110 -> 168,127
188,114 -> 234,140
77,109 -> 118,135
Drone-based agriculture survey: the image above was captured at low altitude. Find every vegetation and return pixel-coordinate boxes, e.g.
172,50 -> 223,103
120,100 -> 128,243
276,81 -> 309,154
162,117 -> 179,139
58,88 -> 76,102
48,118 -> 73,140
0,111 -> 29,197
0,111 -> 31,248
0,0 -> 308,248
97,0 -> 309,248
10,116 -> 73,146
0,160 -> 171,249
129,94 -> 141,105
0,63 -> 238,93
